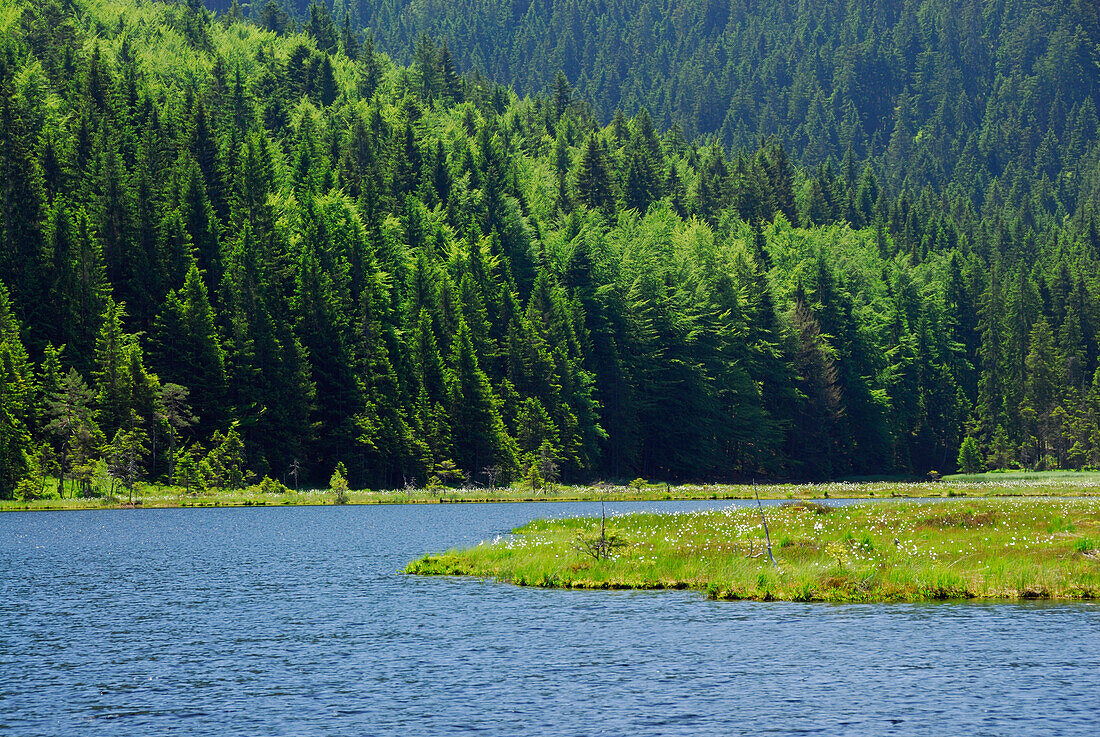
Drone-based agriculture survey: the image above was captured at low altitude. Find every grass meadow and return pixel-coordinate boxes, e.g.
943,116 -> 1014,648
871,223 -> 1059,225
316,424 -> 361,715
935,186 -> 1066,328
406,498 -> 1100,601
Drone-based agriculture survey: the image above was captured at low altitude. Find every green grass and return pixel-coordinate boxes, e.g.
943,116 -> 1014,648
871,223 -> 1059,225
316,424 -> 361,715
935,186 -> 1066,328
941,470 -> 1100,482
6,474 -> 1100,512
405,498 -> 1100,602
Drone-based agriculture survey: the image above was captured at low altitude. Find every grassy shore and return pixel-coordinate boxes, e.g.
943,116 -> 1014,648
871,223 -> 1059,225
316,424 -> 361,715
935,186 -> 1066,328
941,470 -> 1100,483
5,472 -> 1100,512
405,498 -> 1100,602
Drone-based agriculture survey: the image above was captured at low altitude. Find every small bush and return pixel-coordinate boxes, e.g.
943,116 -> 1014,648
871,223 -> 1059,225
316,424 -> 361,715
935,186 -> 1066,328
574,529 -> 626,560
782,500 -> 834,514
250,476 -> 290,495
14,478 -> 43,501
330,462 -> 350,505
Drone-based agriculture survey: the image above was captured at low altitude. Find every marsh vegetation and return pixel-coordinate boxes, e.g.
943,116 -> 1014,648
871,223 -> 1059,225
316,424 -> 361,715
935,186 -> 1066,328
7,473 -> 1100,511
406,498 -> 1100,601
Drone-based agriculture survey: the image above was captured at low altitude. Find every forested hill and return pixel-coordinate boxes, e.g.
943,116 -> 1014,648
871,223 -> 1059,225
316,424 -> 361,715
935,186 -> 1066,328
235,0 -> 1100,213
2,0 -> 1100,500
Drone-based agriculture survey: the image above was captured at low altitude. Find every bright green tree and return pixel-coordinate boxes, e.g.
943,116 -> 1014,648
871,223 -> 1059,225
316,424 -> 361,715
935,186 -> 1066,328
957,436 -> 982,475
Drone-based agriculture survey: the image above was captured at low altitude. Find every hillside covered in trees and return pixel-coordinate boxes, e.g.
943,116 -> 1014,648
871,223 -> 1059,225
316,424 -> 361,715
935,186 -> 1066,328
2,0 -> 1100,499
240,1 -> 1100,212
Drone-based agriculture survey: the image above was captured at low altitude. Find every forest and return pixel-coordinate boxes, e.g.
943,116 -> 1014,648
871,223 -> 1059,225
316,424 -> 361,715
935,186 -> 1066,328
2,0 -> 1100,499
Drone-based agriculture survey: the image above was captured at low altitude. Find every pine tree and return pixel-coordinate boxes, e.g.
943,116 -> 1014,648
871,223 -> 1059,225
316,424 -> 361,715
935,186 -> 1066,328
553,127 -> 572,212
156,383 -> 195,483
392,123 -> 422,200
975,268 -> 1005,451
153,265 -> 227,435
957,436 -> 982,474
315,55 -> 338,107
1022,318 -> 1061,468
694,144 -> 730,222
577,134 -> 614,213
412,309 -> 448,406
762,139 -> 798,225
93,298 -> 136,437
307,2 -> 339,55
0,284 -> 34,498
0,67 -> 47,340
447,320 -> 516,479
53,376 -> 98,494
0,357 -> 32,499
623,151 -> 657,213
439,43 -> 463,103
357,32 -> 383,99
95,137 -> 135,291
552,71 -> 572,119
203,426 -> 248,489
292,237 -> 360,472
340,11 -> 359,59
789,296 -> 843,479
177,157 -> 221,291
105,424 -> 148,503
515,396 -> 560,462
414,33 -> 440,100
42,363 -> 102,500
355,267 -> 411,487
173,444 -> 204,493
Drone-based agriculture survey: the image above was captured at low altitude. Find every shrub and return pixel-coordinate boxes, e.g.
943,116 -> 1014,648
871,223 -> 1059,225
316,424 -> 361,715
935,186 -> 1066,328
14,477 -> 41,501
250,476 -> 290,495
330,462 -> 349,504
782,500 -> 834,514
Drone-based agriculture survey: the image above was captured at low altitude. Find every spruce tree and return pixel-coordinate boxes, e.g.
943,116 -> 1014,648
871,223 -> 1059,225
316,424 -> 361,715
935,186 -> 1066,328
153,265 -> 227,435
577,134 -> 614,213
0,285 -> 33,498
93,297 -> 136,437
447,321 -> 516,480
45,368 -> 99,497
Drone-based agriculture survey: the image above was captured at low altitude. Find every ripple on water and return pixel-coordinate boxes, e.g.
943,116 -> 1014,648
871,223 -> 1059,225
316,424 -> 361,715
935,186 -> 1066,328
1,501 -> 1098,736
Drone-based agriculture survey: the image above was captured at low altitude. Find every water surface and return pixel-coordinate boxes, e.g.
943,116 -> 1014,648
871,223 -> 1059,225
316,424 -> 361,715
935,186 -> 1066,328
2,500 -> 1098,735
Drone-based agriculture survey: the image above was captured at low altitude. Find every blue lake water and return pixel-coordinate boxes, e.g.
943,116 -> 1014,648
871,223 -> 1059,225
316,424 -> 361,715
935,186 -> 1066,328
2,499 -> 1099,736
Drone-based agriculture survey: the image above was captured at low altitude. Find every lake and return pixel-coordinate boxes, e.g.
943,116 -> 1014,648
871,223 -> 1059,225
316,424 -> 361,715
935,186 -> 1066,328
2,500 -> 1098,735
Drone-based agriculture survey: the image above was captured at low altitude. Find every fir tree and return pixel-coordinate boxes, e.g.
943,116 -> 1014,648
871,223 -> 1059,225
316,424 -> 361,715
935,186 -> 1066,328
447,321 -> 516,479
153,265 -> 227,435
577,134 -> 614,213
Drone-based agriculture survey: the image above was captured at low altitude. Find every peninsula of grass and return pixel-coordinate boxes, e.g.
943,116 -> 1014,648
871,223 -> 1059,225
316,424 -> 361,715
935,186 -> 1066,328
5,471 -> 1100,512
405,498 -> 1100,602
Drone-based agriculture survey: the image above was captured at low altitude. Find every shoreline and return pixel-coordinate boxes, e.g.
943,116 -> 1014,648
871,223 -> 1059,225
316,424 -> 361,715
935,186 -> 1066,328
6,479 -> 1100,512
405,498 -> 1100,602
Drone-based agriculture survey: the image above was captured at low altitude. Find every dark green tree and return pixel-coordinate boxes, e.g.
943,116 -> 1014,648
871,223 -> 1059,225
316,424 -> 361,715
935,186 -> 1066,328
447,321 -> 516,480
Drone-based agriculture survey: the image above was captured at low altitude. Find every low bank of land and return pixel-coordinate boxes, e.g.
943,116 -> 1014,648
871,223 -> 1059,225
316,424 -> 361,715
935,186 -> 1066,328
406,498 -> 1100,601
4,472 -> 1100,511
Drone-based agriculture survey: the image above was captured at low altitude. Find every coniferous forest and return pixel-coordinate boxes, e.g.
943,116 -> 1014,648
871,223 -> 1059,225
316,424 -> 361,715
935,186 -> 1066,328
3,0 -> 1100,499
